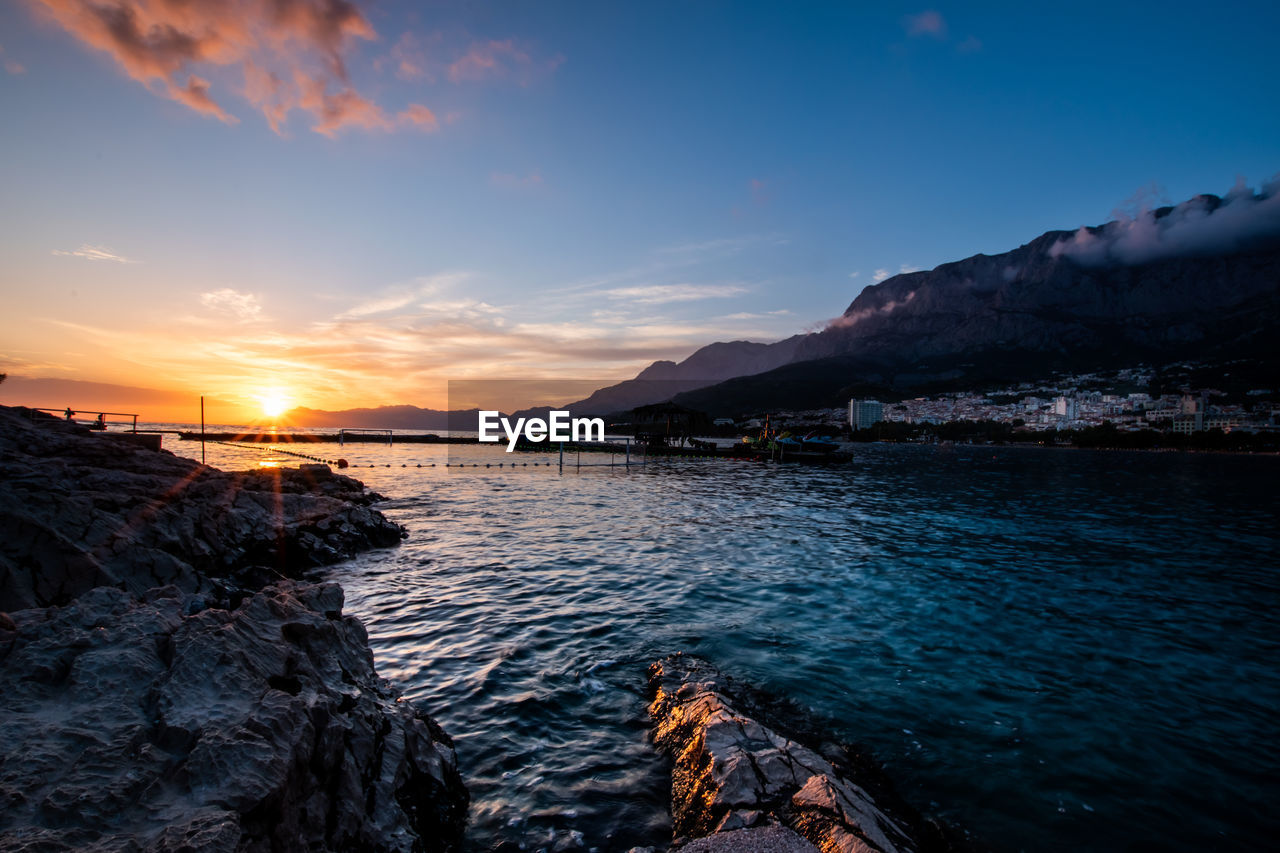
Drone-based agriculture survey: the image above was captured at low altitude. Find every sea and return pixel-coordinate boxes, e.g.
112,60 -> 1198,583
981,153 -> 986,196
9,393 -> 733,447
158,426 -> 1280,853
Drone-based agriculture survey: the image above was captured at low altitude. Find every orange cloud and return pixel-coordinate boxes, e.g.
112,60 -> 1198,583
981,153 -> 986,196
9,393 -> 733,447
397,103 -> 439,131
29,0 -> 434,135
448,38 -> 560,84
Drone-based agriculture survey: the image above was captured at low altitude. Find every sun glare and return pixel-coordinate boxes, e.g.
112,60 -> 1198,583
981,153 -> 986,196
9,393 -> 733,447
258,392 -> 291,419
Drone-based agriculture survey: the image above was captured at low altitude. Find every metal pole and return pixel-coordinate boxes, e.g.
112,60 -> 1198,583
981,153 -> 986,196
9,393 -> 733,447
626,437 -> 630,467
200,396 -> 206,465
559,442 -> 563,472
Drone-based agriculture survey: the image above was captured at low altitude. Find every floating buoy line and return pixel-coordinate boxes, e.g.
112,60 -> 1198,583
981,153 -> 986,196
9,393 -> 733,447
208,439 -> 648,469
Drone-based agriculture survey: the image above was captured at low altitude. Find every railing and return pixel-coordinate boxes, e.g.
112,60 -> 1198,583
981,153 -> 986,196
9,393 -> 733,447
28,407 -> 140,433
339,428 -> 393,446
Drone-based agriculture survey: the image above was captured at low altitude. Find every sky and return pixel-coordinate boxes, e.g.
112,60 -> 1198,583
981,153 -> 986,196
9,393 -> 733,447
1,0 -> 1278,423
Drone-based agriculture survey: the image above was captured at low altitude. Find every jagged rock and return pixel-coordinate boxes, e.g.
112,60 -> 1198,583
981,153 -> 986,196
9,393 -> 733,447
0,581 -> 466,851
648,654 -> 924,853
0,404 -> 467,850
0,406 -> 406,612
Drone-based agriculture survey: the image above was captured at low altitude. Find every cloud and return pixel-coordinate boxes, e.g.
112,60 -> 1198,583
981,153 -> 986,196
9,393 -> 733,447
904,10 -> 947,38
388,31 -> 432,81
719,309 -> 793,321
4,58 -> 25,74
447,38 -> 561,84
52,244 -> 136,263
748,177 -> 772,207
1049,177 -> 1280,267
398,103 -> 439,130
827,290 -> 917,330
602,283 -> 749,305
898,263 -> 920,274
336,273 -> 468,319
29,0 -> 435,136
200,288 -> 263,321
956,36 -> 982,54
871,268 -> 891,283
40,263 -> 800,411
848,271 -> 860,279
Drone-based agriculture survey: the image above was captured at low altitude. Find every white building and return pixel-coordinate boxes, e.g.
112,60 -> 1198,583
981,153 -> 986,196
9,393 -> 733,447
849,399 -> 884,430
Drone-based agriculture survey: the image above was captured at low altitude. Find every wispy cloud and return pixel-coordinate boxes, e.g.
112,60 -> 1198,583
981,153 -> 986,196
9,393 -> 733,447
871,268 -> 891,283
33,258 -> 806,412
602,283 -> 749,305
719,309 -> 792,321
448,38 -> 563,84
52,244 -> 136,263
29,0 -> 436,135
904,10 -> 947,38
386,31 -> 434,81
749,177 -> 771,206
827,290 -> 917,330
336,273 -> 470,319
956,36 -> 982,54
654,234 -> 786,256
200,288 -> 263,322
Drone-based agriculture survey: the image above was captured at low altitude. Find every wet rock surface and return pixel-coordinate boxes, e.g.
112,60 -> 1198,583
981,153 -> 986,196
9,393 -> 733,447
0,407 -> 405,612
0,405 -> 467,851
648,654 -> 980,853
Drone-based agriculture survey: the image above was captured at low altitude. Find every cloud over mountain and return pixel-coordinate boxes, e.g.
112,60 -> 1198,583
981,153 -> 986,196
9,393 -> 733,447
1050,177 -> 1280,266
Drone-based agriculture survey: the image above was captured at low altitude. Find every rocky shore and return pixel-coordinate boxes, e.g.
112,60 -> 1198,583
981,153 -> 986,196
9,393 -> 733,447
0,407 -> 467,852
643,655 -> 978,853
0,405 -> 972,852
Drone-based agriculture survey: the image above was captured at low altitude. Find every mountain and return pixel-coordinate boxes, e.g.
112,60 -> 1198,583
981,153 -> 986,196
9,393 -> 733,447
556,340 -> 805,415
595,188 -> 1280,415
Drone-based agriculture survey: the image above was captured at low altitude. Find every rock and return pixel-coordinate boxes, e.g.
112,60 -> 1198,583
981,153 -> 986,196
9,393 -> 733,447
0,406 -> 407,612
676,825 -> 819,852
0,404 -> 468,850
0,581 -> 467,852
649,654 -> 939,853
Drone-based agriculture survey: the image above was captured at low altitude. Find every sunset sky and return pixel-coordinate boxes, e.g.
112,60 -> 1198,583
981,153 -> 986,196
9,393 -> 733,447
2,1 -> 1278,422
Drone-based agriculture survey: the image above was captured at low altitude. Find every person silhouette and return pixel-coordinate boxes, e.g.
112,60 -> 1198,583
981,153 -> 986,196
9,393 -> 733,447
64,407 -> 74,421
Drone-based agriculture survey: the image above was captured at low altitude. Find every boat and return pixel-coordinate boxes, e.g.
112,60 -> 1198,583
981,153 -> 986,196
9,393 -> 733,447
737,422 -> 852,463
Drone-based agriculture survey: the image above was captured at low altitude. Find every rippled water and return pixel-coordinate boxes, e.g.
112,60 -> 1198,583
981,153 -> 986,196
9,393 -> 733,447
182,437 -> 1280,853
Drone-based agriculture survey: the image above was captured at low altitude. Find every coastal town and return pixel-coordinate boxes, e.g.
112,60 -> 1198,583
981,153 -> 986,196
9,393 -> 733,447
745,366 -> 1280,438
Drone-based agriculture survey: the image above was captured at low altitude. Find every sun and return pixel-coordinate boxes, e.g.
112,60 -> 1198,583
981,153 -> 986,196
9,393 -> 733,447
258,391 -> 291,419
